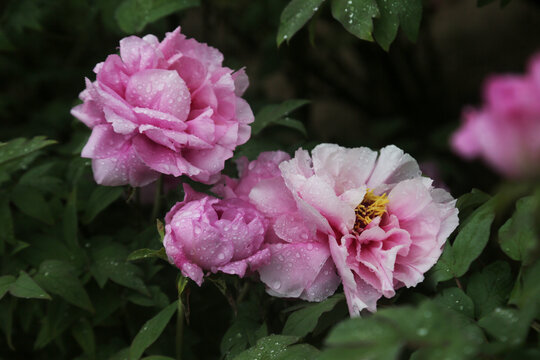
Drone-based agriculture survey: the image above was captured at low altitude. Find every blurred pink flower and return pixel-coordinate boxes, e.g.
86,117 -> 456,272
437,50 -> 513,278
236,145 -> 458,316
163,184 -> 269,286
71,27 -> 253,186
452,53 -> 540,178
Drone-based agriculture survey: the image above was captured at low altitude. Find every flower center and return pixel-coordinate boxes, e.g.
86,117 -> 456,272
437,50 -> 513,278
354,189 -> 389,231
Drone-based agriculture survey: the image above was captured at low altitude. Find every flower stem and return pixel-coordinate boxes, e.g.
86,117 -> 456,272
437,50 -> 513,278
176,300 -> 184,360
151,176 -> 163,222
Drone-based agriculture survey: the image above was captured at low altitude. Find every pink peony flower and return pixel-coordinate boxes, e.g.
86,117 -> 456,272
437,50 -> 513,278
71,27 -> 253,186
235,145 -> 458,316
163,184 -> 269,285
451,53 -> 540,178
215,151 -> 342,302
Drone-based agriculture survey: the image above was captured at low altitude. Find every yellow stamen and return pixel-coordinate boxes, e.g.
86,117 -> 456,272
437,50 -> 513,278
354,189 -> 389,231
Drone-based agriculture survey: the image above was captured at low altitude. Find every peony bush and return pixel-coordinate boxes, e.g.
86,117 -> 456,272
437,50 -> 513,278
1,1 -> 539,360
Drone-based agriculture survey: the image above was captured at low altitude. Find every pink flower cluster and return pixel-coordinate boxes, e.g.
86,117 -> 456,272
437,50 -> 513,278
452,53 -> 540,178
165,144 -> 459,316
72,27 -> 253,186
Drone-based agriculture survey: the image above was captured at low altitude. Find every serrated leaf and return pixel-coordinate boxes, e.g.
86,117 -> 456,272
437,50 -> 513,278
9,271 -> 51,300
116,0 -> 200,33
331,0 -> 379,41
466,261 -> 513,318
33,260 -> 94,312
252,99 -> 310,135
83,186 -> 124,224
11,184 -> 53,224
283,293 -> 344,337
498,196 -> 538,265
373,0 -> 422,50
276,0 -> 325,46
434,287 -> 474,318
129,301 -> 178,360
0,275 -> 16,300
127,248 -> 168,262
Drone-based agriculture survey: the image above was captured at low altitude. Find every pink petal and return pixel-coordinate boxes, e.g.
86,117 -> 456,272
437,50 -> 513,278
258,242 -> 339,302
125,69 -> 191,121
366,145 -> 421,188
119,36 -> 161,75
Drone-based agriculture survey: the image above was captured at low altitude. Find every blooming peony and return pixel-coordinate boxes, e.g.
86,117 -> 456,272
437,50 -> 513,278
71,27 -> 253,186
213,151 -> 342,302
452,53 -> 540,178
163,184 -> 269,285
226,145 -> 458,316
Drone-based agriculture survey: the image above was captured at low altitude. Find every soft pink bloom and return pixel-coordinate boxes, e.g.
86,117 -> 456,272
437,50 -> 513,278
215,151 -> 341,302
240,145 -> 458,316
163,185 -> 269,285
71,27 -> 253,186
452,53 -> 540,178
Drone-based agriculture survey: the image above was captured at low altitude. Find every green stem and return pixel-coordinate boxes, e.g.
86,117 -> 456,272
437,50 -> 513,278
150,176 -> 163,221
176,300 -> 184,360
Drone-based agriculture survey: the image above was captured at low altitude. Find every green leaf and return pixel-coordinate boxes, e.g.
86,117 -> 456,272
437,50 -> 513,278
232,335 -> 300,360
33,260 -> 94,312
116,0 -> 200,33
127,248 -> 168,262
282,293 -> 344,337
221,317 -> 262,359
275,344 -> 320,359
251,99 -> 310,135
0,136 -> 56,169
83,186 -> 124,224
431,198 -> 496,282
276,0 -> 326,46
129,301 -> 178,360
456,189 -> 491,222
499,195 -> 538,265
0,275 -> 16,300
0,197 -> 14,254
11,184 -> 53,224
322,301 -> 484,360
272,117 -> 307,136
373,0 -> 422,50
142,356 -> 176,360
331,0 -> 379,41
34,300 -> 79,349
72,318 -> 96,357
9,271 -> 51,300
156,219 -> 165,241
63,189 -> 79,249
467,261 -> 513,319
510,261 -> 540,311
434,287 -> 474,318
91,243 -> 149,295
478,307 -> 534,346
